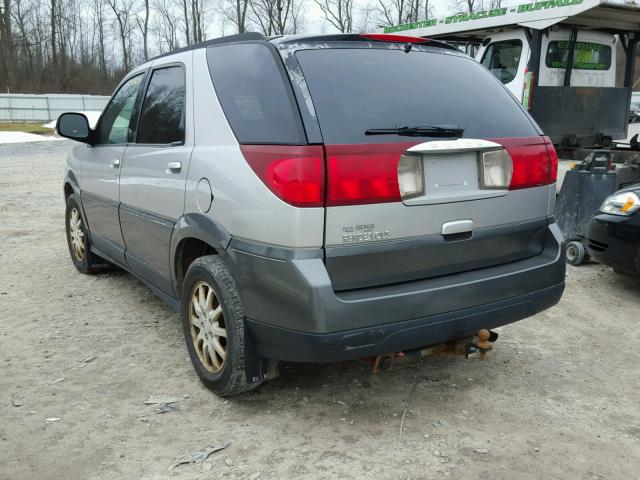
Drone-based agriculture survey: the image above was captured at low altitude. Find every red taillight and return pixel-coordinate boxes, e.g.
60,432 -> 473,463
494,136 -> 557,190
240,145 -> 325,207
325,144 -> 416,206
359,33 -> 430,44
242,137 -> 557,208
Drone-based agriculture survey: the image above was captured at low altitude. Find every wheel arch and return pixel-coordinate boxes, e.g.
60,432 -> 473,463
63,171 -> 80,200
171,213 -> 233,295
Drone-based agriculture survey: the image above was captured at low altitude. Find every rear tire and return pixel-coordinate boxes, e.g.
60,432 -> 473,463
566,241 -> 586,266
65,194 -> 111,274
181,255 -> 263,396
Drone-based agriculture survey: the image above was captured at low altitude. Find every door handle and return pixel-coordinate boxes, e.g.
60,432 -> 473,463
166,161 -> 182,174
110,159 -> 120,168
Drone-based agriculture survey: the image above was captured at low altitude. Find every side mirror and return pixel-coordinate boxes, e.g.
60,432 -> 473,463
56,113 -> 92,144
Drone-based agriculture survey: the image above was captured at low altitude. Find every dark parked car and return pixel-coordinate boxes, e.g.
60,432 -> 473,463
587,184 -> 640,276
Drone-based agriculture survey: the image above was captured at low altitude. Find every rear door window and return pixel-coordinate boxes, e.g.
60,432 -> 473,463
136,65 -> 186,144
207,43 -> 305,144
480,40 -> 522,84
295,47 -> 538,145
545,41 -> 612,70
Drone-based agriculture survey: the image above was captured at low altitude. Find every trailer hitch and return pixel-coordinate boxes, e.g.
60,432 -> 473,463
372,329 -> 498,373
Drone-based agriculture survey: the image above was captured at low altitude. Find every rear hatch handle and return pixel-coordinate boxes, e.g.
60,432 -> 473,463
441,220 -> 474,235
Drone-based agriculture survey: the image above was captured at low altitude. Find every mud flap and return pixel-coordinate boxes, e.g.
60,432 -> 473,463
244,323 -> 279,384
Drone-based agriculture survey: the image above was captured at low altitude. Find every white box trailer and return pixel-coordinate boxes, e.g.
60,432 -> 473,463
382,0 -> 640,152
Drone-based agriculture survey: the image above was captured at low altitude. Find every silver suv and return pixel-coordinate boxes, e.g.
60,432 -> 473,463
59,33 -> 565,396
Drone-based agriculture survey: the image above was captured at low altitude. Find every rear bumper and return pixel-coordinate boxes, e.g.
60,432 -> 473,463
587,213 -> 640,276
227,223 -> 566,362
247,283 -> 563,362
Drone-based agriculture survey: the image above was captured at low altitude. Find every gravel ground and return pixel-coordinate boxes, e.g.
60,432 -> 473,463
1,141 -> 640,480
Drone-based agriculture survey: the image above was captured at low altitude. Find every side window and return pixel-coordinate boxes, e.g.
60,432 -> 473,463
206,43 -> 305,144
136,66 -> 186,144
481,40 -> 523,84
97,74 -> 144,144
545,41 -> 612,71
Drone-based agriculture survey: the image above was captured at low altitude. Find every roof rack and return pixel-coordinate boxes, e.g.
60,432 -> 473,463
148,32 -> 266,62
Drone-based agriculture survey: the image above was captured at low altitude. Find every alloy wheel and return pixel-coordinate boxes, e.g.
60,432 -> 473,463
189,281 -> 227,373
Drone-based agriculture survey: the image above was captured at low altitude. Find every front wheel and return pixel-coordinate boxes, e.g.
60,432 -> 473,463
65,194 -> 111,273
181,255 -> 269,396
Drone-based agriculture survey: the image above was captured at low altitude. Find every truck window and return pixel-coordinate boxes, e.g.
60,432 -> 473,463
480,40 -> 522,84
545,41 -> 611,70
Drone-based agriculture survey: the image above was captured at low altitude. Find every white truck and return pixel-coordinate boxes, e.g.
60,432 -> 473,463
382,0 -> 640,152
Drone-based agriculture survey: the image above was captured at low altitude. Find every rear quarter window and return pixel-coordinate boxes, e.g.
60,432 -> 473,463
294,47 -> 538,144
206,43 -> 306,144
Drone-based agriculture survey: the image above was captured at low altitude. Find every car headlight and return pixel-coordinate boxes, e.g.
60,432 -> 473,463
600,191 -> 640,216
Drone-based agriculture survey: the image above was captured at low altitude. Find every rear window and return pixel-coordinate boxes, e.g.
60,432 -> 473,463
207,43 -> 305,144
295,48 -> 538,144
545,41 -> 612,71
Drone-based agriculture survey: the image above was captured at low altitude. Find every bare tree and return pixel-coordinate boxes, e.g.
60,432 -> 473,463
235,0 -> 249,32
353,3 -> 374,32
314,0 -> 353,33
450,0 -> 478,13
182,0 -> 190,43
50,0 -> 56,63
250,0 -> 302,35
136,0 -> 150,61
92,0 -> 107,74
0,0 -> 14,90
373,0 -> 431,26
190,0 -> 204,42
220,0 -> 249,33
373,0 -> 407,26
106,0 -> 135,71
154,0 -> 180,51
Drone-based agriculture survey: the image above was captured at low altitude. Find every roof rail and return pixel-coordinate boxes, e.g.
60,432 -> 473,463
149,32 -> 266,62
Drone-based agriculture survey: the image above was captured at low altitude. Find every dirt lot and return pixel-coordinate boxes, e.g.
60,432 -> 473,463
1,140 -> 640,480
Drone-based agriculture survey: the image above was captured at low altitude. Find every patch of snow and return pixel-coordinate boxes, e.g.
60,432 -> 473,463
0,132 -> 63,144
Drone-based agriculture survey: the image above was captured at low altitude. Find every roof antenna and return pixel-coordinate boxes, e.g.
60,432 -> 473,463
404,43 -> 412,53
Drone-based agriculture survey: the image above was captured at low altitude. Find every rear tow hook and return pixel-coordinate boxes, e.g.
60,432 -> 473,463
371,329 -> 499,373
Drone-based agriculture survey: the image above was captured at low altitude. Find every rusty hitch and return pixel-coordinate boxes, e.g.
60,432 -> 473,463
372,329 -> 499,374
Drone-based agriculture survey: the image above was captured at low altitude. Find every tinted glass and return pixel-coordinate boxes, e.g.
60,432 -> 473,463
137,66 -> 186,144
481,40 -> 522,84
295,48 -> 538,144
545,41 -> 612,70
207,43 -> 305,144
97,74 -> 144,144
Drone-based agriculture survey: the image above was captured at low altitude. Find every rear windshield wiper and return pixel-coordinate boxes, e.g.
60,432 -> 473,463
365,125 -> 464,138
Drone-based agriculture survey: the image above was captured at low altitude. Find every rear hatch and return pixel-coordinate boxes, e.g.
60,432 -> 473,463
288,39 -> 558,291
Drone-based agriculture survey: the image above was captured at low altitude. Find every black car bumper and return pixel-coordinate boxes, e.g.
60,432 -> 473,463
587,213 -> 640,276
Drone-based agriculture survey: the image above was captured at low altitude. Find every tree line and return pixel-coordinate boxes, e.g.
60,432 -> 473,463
0,0 -> 491,95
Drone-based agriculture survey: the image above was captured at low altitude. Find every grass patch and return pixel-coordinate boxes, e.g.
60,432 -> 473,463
0,122 -> 54,135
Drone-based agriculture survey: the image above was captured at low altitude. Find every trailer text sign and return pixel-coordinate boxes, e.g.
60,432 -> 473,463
383,0 -> 584,33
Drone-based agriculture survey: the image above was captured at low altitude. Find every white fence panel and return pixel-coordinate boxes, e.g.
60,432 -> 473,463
0,93 -> 110,122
